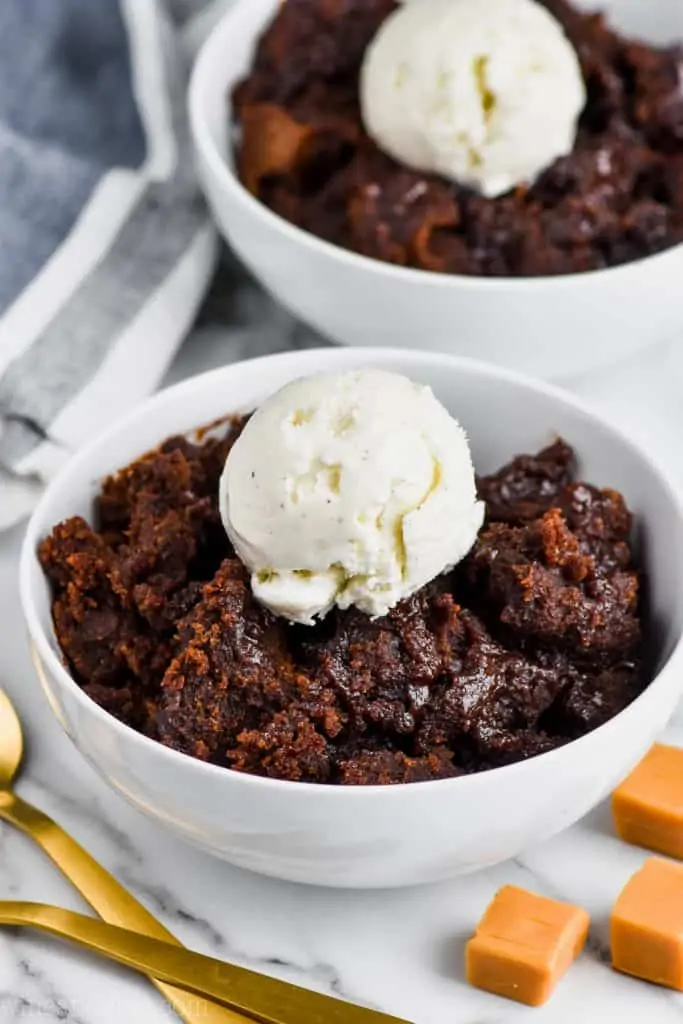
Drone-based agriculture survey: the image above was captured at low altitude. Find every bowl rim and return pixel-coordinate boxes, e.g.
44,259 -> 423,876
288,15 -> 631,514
188,0 -> 683,294
20,346 -> 683,800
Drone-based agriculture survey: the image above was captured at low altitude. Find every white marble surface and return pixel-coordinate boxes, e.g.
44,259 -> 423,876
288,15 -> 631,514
3,264 -> 683,1023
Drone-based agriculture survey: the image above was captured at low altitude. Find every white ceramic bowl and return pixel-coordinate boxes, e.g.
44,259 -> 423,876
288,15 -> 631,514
20,348 -> 683,888
189,0 -> 683,380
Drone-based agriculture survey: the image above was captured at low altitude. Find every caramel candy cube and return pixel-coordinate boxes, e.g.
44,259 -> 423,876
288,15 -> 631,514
466,885 -> 590,1006
613,744 -> 683,859
612,857 -> 683,988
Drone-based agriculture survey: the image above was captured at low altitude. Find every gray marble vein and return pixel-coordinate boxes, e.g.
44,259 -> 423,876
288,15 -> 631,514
116,872 -> 226,951
0,948 -> 90,1024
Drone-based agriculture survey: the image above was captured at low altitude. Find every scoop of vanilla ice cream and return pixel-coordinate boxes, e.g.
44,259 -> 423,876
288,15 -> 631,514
220,369 -> 484,625
360,0 -> 586,198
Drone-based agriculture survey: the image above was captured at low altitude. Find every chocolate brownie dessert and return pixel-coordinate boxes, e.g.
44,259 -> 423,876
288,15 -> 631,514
232,0 -> 683,277
39,425 -> 645,785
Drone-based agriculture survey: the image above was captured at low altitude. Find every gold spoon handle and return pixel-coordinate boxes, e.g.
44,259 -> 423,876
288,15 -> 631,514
0,791 -> 248,1024
0,900 -> 411,1024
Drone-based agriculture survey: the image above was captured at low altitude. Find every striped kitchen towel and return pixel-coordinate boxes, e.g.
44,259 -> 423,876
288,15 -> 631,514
0,0 -> 227,528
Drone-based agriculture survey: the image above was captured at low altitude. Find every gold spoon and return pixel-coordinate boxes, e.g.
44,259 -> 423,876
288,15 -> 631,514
0,687 -> 248,1024
0,900 -> 412,1024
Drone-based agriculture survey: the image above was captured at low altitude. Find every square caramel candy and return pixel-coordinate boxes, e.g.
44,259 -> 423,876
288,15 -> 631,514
466,885 -> 590,1006
612,857 -> 683,988
613,744 -> 683,858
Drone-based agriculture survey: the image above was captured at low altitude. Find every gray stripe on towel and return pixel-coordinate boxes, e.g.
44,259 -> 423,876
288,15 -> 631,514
0,10 -> 208,466
0,189 -> 206,464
